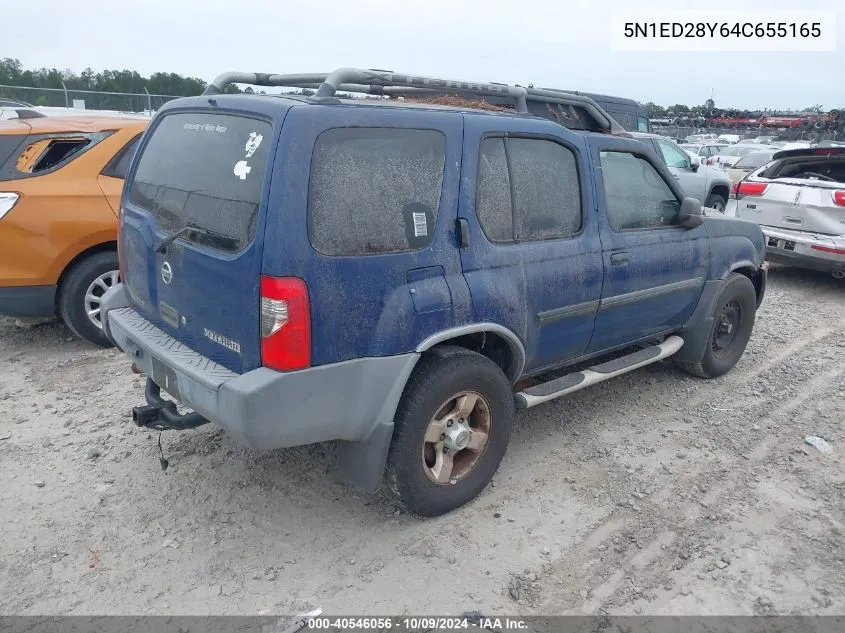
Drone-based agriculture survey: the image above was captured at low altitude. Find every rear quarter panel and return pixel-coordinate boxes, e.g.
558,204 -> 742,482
702,215 -> 766,279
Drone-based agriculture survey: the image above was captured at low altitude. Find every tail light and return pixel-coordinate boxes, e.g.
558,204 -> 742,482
735,182 -> 769,200
260,276 -> 310,372
811,244 -> 845,255
0,192 -> 19,221
117,211 -> 126,281
833,191 -> 845,207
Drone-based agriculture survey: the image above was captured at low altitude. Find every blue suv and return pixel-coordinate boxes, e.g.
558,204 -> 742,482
101,68 -> 767,517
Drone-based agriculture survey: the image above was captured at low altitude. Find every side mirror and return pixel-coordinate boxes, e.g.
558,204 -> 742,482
679,197 -> 703,228
689,154 -> 701,172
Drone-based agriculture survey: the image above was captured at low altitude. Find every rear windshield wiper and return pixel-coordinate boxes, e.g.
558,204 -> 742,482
156,224 -> 216,253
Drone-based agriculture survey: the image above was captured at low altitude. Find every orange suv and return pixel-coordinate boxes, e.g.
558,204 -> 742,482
0,112 -> 147,345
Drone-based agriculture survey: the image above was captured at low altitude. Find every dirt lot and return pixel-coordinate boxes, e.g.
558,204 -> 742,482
1,266 -> 843,616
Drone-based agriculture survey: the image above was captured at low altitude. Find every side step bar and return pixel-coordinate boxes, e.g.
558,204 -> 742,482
514,336 -> 684,410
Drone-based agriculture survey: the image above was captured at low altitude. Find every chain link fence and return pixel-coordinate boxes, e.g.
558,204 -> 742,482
0,85 -> 183,113
652,124 -> 841,144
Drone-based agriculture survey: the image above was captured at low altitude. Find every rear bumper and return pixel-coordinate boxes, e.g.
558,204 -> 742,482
101,284 -> 419,451
759,226 -> 845,273
0,285 -> 56,317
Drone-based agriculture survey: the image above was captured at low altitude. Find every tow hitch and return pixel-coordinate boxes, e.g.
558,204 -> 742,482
132,378 -> 210,431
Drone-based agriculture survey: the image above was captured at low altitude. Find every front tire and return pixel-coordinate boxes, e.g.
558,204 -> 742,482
386,346 -> 514,517
58,251 -> 119,347
676,273 -> 756,378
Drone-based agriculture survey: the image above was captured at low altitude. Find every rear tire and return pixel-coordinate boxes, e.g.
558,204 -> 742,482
675,273 -> 756,378
705,193 -> 727,213
58,251 -> 119,347
386,346 -> 514,517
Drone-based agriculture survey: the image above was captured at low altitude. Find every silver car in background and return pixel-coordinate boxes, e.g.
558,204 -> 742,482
632,132 -> 733,212
727,147 -> 845,278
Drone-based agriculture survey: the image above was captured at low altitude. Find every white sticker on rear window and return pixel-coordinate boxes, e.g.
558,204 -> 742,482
183,122 -> 227,134
412,212 -> 428,237
245,132 -> 263,158
233,160 -> 251,180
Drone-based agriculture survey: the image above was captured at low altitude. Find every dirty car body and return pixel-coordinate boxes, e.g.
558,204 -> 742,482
100,68 -> 768,517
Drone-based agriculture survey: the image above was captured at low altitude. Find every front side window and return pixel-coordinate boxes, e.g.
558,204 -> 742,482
637,116 -> 650,132
600,151 -> 681,231
475,136 -> 582,243
308,127 -> 446,257
656,139 -> 691,169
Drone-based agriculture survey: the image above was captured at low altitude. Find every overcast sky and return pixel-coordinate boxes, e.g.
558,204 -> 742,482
4,0 -> 843,109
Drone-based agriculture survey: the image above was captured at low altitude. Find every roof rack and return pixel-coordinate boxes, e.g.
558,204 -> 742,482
203,67 -> 619,134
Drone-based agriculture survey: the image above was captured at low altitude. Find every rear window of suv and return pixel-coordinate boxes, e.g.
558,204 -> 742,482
128,113 -> 272,253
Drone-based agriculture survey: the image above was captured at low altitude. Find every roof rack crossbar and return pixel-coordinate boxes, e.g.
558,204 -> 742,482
203,68 -> 529,112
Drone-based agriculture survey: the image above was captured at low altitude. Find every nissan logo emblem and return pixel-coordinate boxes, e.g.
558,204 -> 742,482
161,261 -> 173,284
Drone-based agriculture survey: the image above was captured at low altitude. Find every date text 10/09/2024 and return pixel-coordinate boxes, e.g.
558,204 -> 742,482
306,618 -> 528,630
623,22 -> 822,39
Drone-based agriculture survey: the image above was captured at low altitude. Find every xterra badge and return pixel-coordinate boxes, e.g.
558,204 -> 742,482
203,328 -> 242,354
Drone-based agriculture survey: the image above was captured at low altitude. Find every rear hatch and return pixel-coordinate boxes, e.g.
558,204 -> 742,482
120,108 -> 278,373
736,149 -> 845,235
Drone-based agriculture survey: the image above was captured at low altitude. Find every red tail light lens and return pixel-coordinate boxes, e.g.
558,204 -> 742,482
811,244 -> 845,255
736,182 -> 769,199
260,276 -> 310,372
833,191 -> 845,207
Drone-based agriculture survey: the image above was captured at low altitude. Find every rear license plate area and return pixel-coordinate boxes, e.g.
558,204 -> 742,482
151,356 -> 181,400
767,237 -> 796,251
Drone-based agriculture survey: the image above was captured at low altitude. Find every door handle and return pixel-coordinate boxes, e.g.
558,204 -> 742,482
456,218 -> 470,248
610,252 -> 629,265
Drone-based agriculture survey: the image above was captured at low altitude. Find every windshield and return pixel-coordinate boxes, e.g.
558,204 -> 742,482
719,146 -> 754,157
734,152 -> 775,169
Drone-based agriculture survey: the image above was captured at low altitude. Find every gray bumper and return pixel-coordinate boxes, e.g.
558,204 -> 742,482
761,226 -> 845,273
102,284 -> 419,452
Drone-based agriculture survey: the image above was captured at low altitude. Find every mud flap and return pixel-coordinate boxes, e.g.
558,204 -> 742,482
335,421 -> 394,492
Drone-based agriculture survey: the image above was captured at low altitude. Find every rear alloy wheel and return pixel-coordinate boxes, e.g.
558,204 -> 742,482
58,251 -> 119,347
84,270 -> 120,332
386,346 -> 514,517
421,391 -> 492,485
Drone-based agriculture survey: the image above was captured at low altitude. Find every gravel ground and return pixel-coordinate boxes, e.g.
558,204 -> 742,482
1,265 -> 843,616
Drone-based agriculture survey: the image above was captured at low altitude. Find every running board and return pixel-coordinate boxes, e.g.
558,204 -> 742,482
514,336 -> 685,410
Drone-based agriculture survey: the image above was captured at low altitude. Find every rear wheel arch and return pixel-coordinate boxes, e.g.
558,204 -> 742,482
416,324 -> 525,383
727,262 -> 764,306
55,241 -> 118,298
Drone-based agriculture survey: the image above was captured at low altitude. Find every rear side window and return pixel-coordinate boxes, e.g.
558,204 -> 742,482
308,128 -> 446,257
128,113 -> 272,253
1,134 -> 104,179
102,134 -> 142,179
475,136 -> 582,243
